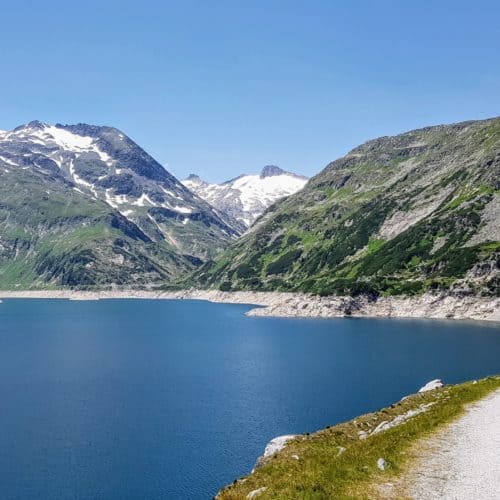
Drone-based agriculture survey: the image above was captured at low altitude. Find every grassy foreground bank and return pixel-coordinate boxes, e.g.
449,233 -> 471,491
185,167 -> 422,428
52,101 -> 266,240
217,376 -> 500,499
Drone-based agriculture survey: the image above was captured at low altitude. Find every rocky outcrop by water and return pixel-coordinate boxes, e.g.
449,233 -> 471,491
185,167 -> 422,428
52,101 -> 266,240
241,292 -> 500,322
0,289 -> 497,322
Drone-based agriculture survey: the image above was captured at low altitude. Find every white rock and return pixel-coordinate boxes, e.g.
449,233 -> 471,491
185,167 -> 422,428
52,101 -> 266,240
247,486 -> 267,498
372,403 -> 435,435
372,421 -> 390,434
358,430 -> 368,440
418,379 -> 444,393
255,435 -> 297,468
377,457 -> 387,471
262,435 -> 297,459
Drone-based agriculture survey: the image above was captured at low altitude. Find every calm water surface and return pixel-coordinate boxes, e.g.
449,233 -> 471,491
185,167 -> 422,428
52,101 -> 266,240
0,299 -> 498,499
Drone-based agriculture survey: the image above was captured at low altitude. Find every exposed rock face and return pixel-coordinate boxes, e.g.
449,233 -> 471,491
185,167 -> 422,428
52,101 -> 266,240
0,289 -> 496,322
466,193 -> 500,246
182,166 -> 307,231
243,292 -> 500,322
378,188 -> 453,240
195,117 -> 500,298
260,165 -> 287,178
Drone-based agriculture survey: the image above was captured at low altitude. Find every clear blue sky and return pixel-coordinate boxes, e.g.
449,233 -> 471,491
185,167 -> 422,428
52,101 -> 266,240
0,1 -> 498,182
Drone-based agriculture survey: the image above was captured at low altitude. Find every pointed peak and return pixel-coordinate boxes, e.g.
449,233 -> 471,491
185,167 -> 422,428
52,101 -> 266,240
260,165 -> 309,180
185,174 -> 206,184
27,120 -> 47,129
14,120 -> 48,132
260,165 -> 286,178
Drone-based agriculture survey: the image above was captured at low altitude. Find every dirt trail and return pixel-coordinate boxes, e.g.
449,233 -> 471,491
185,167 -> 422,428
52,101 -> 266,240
399,389 -> 500,499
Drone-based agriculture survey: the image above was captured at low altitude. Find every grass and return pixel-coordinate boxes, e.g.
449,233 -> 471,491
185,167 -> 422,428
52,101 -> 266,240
218,376 -> 500,499
0,259 -> 39,288
40,224 -> 118,252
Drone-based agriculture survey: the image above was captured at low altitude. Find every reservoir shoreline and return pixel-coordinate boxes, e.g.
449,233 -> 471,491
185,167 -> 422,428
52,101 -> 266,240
0,289 -> 498,322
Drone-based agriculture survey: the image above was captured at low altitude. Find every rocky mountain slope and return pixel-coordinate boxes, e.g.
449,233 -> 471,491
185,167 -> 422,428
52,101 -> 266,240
194,117 -> 500,297
0,121 -> 237,288
182,165 -> 307,230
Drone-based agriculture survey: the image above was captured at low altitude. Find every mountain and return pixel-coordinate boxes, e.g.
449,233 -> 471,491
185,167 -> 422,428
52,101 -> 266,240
182,165 -> 308,231
194,117 -> 500,297
0,121 -> 237,288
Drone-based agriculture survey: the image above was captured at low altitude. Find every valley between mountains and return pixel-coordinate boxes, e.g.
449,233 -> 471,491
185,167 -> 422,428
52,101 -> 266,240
0,117 -> 498,309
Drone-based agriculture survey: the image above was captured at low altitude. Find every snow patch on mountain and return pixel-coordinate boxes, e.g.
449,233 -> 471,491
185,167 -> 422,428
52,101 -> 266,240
2,121 -> 114,166
69,159 -> 99,197
183,166 -> 307,229
133,193 -> 155,207
0,155 -> 18,166
0,120 -> 239,257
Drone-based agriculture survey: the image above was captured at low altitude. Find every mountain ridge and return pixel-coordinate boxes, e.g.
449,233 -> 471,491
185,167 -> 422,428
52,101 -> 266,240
1,117 -> 498,292
0,121 -> 237,288
193,117 -> 500,297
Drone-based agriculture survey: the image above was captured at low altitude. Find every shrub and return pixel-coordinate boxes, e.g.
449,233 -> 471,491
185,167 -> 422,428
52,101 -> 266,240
219,281 -> 232,291
266,249 -> 303,275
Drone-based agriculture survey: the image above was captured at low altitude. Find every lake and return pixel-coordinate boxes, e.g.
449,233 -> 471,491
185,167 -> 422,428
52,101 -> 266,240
0,299 -> 498,499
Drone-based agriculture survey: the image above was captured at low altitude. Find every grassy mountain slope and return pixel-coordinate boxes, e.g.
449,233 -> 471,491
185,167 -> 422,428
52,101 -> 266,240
194,118 -> 500,296
0,163 -> 192,289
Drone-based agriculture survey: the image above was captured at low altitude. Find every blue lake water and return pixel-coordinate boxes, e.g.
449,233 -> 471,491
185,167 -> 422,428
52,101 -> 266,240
0,299 -> 499,499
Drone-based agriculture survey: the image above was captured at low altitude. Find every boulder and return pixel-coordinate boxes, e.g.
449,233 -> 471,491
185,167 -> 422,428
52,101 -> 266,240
255,435 -> 297,468
418,379 -> 444,393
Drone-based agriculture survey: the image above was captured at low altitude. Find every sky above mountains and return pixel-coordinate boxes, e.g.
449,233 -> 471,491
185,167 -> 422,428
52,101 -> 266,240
0,1 -> 498,182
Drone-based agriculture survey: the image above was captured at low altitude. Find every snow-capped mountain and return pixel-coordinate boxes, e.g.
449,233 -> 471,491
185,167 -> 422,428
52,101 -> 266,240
0,121 -> 237,250
183,166 -> 308,229
0,121 -> 238,286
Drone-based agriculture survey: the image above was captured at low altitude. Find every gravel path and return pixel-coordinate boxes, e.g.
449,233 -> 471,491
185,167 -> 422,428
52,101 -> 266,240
405,388 -> 500,499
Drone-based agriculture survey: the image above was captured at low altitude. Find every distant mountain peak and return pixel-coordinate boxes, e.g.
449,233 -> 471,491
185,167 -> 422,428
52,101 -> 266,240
260,165 -> 285,178
15,120 -> 48,132
186,173 -> 204,183
27,120 -> 47,128
183,166 -> 308,230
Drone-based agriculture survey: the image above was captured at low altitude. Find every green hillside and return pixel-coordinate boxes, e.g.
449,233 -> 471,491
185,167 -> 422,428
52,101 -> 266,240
194,118 -> 500,297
